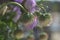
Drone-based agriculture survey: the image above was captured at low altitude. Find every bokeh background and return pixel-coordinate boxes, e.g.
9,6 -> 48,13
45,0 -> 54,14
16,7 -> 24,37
36,0 -> 60,40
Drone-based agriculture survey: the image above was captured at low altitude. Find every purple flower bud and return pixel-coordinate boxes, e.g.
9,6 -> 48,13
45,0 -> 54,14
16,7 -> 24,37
13,6 -> 21,23
24,0 -> 36,13
14,0 -> 23,3
26,16 -> 38,30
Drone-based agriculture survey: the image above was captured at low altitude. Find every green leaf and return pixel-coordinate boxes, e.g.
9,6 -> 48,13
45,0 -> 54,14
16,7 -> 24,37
0,11 -> 16,23
0,35 -> 4,40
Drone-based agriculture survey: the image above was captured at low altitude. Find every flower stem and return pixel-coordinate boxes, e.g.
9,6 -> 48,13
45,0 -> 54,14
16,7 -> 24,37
1,2 -> 28,14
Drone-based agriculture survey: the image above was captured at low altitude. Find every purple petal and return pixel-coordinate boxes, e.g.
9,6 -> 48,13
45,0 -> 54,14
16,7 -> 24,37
13,6 -> 21,23
29,7 -> 36,13
14,0 -> 23,3
26,16 -> 38,30
24,0 -> 36,13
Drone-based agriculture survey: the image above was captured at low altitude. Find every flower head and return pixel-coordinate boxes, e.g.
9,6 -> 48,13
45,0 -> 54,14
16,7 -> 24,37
25,16 -> 38,30
14,0 -> 37,13
24,0 -> 36,13
13,6 -> 21,23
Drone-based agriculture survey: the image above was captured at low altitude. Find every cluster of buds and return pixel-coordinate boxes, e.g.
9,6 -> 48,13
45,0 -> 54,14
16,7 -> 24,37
12,0 -> 38,30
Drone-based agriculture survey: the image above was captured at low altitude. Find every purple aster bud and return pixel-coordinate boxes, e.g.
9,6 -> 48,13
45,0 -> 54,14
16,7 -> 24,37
24,16 -> 38,30
24,0 -> 36,13
14,0 -> 23,3
13,6 -> 21,23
